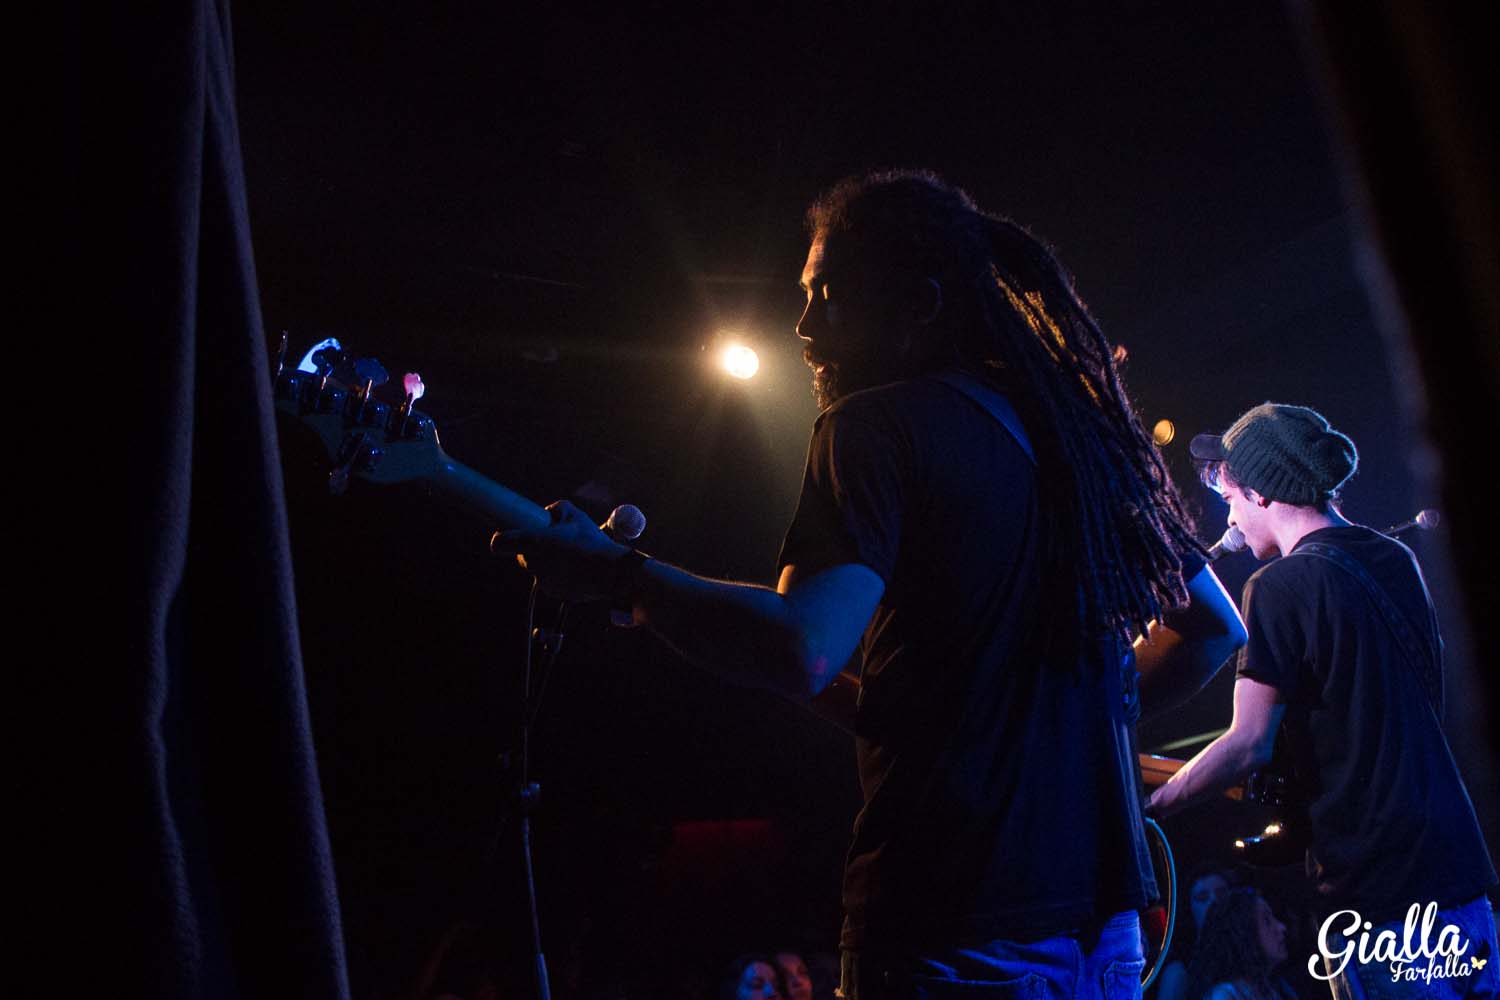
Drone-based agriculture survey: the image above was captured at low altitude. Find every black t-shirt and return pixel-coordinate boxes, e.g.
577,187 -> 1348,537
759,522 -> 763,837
777,376 -> 1156,954
1236,525 -> 1496,921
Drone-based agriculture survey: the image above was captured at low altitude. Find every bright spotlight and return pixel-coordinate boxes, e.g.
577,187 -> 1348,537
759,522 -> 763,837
721,344 -> 759,380
1152,419 -> 1175,446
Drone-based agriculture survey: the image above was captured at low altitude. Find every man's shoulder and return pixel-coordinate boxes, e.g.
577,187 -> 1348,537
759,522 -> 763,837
812,376 -> 1037,480
1284,525 -> 1419,584
1249,526 -> 1426,623
1294,524 -> 1398,553
822,377 -> 948,417
822,373 -> 1014,430
813,378 -> 957,440
1246,555 -> 1306,594
1242,553 -> 1322,628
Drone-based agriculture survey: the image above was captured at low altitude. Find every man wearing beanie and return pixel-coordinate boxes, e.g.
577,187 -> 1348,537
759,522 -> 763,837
1148,402 -> 1497,998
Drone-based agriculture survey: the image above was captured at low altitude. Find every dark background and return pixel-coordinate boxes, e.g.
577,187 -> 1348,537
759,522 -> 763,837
234,3 -> 1496,996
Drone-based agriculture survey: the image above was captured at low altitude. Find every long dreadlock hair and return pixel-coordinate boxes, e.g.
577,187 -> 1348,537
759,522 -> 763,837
807,170 -> 1204,666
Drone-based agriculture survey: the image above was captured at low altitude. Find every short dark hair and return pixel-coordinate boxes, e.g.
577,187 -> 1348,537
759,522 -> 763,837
1200,458 -> 1342,514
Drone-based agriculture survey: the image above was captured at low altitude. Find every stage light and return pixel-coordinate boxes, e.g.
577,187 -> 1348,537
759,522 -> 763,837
1152,419 -> 1175,446
721,344 -> 760,380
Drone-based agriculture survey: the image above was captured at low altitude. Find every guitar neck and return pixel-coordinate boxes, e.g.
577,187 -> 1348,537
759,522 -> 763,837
428,454 -> 552,532
1139,754 -> 1183,789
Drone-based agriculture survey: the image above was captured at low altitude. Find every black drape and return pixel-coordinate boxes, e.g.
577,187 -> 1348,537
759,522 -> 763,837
1293,1 -> 1500,758
92,0 -> 350,995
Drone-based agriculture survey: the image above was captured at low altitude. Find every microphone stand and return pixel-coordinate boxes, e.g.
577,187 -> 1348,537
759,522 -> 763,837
519,582 -> 566,1000
485,505 -> 641,1000
478,581 -> 564,1000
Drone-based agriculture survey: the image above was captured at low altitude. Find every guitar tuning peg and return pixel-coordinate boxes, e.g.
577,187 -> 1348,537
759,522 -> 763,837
354,357 -> 389,388
398,373 -> 426,436
312,347 -> 344,395
312,346 -> 343,376
352,358 -> 389,423
328,431 -> 382,495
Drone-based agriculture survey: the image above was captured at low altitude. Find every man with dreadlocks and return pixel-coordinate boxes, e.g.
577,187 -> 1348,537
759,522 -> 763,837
496,171 -> 1246,998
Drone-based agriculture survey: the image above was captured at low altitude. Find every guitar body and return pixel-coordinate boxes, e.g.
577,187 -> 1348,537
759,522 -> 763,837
1236,743 -> 1313,867
1143,748 -> 1309,866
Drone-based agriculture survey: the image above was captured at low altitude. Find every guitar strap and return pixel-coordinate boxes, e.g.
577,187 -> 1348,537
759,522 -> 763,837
1291,541 -> 1444,718
927,370 -> 1037,466
927,370 -> 1142,719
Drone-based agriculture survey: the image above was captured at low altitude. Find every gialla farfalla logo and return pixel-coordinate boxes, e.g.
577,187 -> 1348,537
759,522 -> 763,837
1312,902 -> 1489,986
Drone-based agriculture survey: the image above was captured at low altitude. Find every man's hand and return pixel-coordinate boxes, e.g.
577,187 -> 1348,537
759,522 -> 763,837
1144,675 -> 1284,817
492,500 -> 630,602
1145,765 -> 1193,817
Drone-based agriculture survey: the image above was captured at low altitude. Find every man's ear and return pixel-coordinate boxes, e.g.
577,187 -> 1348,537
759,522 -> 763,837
913,277 -> 943,326
1248,489 -> 1271,508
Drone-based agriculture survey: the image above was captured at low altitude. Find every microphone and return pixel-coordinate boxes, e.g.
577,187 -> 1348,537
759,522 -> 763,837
603,505 -> 646,627
1383,508 -> 1440,538
1207,526 -> 1247,561
603,504 -> 646,543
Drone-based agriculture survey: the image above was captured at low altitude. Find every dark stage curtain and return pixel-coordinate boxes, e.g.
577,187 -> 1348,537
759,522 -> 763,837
87,1 -> 350,995
1294,1 -> 1500,758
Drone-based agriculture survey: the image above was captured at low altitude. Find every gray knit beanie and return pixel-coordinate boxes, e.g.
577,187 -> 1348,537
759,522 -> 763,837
1191,403 -> 1358,506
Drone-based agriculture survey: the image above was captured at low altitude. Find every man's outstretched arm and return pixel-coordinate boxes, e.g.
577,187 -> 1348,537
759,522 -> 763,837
1135,564 -> 1248,722
494,500 -> 884,702
627,558 -> 882,700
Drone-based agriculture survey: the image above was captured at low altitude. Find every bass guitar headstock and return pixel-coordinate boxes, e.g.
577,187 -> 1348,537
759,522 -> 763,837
272,334 -> 446,494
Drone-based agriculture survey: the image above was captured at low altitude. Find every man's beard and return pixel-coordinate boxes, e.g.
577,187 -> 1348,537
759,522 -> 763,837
805,347 -> 905,410
809,358 -> 841,410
